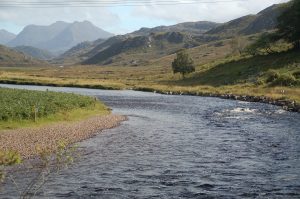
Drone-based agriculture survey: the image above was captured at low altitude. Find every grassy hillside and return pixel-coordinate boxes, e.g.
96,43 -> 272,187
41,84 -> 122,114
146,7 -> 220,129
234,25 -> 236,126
207,3 -> 287,37
14,45 -> 55,60
172,51 -> 300,87
0,45 -> 48,67
55,36 -> 127,65
53,2 -> 289,67
130,21 -> 220,36
83,32 -> 200,66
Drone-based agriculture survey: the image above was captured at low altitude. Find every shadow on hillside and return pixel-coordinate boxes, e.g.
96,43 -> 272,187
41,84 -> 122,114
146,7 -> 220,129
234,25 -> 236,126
163,50 -> 300,87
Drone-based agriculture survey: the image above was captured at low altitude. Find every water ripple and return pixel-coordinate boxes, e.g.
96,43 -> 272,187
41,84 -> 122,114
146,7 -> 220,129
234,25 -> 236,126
0,86 -> 299,198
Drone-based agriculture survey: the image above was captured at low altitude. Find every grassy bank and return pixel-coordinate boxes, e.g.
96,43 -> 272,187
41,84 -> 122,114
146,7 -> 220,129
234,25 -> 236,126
0,88 -> 110,130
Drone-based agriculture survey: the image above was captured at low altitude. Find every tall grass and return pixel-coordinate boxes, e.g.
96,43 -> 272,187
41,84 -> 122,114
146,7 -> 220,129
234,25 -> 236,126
0,88 -> 97,121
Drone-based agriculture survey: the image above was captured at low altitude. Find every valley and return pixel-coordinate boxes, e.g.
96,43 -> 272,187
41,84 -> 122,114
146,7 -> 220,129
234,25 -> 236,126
0,2 -> 298,112
1,38 -> 299,111
0,0 -> 300,198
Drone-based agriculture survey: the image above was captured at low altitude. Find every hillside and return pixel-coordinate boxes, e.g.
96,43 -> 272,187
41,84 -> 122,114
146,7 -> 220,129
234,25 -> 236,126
8,21 -> 114,54
0,30 -> 16,45
130,21 -> 220,36
83,32 -> 200,65
0,45 -> 48,67
53,38 -> 107,65
54,3 -> 288,66
14,46 -> 55,60
206,3 -> 287,37
55,35 -> 132,65
57,22 -> 221,65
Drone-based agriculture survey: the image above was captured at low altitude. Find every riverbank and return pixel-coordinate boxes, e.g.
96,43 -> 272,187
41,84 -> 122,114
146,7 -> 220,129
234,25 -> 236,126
134,86 -> 300,113
0,114 -> 126,158
1,81 -> 299,113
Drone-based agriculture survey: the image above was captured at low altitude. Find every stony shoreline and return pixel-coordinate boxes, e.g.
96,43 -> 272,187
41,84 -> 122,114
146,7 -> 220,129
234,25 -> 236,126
135,88 -> 300,113
0,114 -> 126,158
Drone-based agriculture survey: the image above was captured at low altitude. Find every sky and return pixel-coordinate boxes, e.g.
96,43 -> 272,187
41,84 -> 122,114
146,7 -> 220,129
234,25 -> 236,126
0,0 -> 290,35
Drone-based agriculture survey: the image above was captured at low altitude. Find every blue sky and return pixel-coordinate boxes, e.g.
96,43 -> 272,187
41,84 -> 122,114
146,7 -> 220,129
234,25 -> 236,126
0,0 -> 289,35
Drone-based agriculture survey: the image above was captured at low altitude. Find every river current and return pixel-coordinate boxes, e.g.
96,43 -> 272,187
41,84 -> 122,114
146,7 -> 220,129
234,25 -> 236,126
0,84 -> 299,198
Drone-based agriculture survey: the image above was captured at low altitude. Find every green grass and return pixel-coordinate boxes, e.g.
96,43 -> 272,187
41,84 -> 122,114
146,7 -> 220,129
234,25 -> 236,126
168,50 -> 300,87
0,88 -> 110,130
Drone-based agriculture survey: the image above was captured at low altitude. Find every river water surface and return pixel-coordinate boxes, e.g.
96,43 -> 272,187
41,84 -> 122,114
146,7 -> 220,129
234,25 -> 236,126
0,84 -> 300,198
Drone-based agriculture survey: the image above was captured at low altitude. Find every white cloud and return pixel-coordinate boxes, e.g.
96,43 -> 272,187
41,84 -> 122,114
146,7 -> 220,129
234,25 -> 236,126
0,0 -> 120,33
0,0 -> 291,34
131,0 -> 290,23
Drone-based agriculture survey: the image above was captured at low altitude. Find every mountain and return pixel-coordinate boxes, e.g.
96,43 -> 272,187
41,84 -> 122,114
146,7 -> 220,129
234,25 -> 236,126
0,29 -> 16,45
8,21 -> 114,54
240,4 -> 288,35
58,2 -> 288,66
8,21 -> 69,48
57,22 -> 219,65
0,45 -> 48,67
83,32 -> 199,65
130,21 -> 220,36
206,3 -> 287,37
55,35 -> 131,65
14,46 -> 55,60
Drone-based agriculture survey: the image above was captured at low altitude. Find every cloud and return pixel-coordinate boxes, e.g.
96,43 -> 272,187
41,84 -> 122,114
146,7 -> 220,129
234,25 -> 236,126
131,0 -> 290,23
0,0 -> 120,33
0,0 -> 291,34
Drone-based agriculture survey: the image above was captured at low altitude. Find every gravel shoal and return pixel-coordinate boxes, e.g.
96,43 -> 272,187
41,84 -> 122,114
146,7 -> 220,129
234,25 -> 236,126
0,114 -> 126,158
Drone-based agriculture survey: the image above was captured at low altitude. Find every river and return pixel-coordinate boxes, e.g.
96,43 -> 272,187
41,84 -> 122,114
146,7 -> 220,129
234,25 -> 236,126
0,84 -> 300,198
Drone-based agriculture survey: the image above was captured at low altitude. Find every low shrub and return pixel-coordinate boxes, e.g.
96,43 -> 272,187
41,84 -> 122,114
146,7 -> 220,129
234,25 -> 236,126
293,71 -> 300,79
271,73 -> 298,86
266,70 -> 280,83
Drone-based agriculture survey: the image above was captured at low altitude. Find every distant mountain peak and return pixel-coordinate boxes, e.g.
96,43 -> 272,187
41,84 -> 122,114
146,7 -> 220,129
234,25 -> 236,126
7,20 -> 114,54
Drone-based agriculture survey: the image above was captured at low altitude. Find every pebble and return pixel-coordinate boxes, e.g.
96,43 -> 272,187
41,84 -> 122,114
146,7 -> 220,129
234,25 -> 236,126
0,114 -> 126,158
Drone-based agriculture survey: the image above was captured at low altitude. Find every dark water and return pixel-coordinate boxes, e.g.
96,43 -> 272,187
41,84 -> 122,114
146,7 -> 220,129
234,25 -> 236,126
0,84 -> 300,198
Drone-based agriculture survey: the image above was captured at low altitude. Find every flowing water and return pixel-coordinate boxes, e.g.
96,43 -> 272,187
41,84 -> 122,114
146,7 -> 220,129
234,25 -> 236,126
0,84 -> 300,198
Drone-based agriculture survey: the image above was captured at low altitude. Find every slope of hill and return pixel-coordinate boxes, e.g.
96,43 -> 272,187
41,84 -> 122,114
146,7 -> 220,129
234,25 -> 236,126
14,46 -> 55,60
241,4 -> 288,35
54,35 -> 132,65
206,3 -> 287,37
8,21 -> 114,54
130,21 -> 220,36
55,21 -> 219,65
53,39 -> 105,65
0,29 -> 16,45
57,3 -> 288,66
0,45 -> 48,67
83,32 -> 199,65
206,15 -> 256,37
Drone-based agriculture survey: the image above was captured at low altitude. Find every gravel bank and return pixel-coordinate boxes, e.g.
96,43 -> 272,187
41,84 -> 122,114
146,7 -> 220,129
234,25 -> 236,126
0,114 -> 126,158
